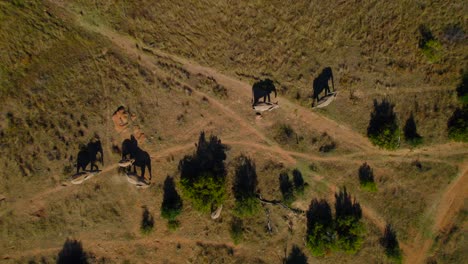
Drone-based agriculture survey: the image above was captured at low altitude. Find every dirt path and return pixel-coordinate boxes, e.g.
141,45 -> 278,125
404,162 -> 468,264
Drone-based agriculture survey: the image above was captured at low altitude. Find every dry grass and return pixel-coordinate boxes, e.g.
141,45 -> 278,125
0,1 -> 466,263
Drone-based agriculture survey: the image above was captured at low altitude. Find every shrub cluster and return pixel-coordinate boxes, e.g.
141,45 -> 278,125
306,188 -> 364,256
367,99 -> 400,150
232,155 -> 260,217
179,132 -> 227,212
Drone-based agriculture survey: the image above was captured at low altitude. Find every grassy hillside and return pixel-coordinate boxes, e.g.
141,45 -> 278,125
0,1 -> 466,263
70,0 -> 467,143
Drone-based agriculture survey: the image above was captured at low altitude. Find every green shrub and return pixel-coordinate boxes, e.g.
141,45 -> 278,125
230,217 -> 243,244
232,155 -> 260,217
161,176 -> 183,222
279,172 -> 295,205
167,220 -> 180,231
234,196 -> 260,217
306,199 -> 334,257
334,187 -> 365,254
447,106 -> 468,142
381,224 -> 403,264
180,171 -> 226,212
367,99 -> 400,150
178,132 -> 227,213
358,163 -> 377,192
421,40 -> 442,63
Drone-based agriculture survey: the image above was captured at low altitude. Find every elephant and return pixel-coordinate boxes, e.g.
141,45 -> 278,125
252,78 -> 277,107
76,139 -> 103,173
121,136 -> 152,182
312,67 -> 334,106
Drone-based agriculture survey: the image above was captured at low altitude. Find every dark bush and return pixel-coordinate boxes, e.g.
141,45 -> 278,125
403,113 -> 422,146
232,155 -> 259,216
447,106 -> 468,142
456,71 -> 468,104
141,206 -> 154,234
57,239 -> 89,264
230,217 -> 243,244
284,245 -> 308,264
367,99 -> 400,149
161,176 -> 183,228
292,169 -> 306,195
279,172 -> 295,205
358,163 -> 377,192
305,199 -> 334,257
179,132 -> 227,212
334,187 -> 364,253
380,224 -> 402,263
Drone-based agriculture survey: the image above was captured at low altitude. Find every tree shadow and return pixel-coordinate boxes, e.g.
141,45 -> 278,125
292,169 -> 305,194
141,206 -> 154,234
284,245 -> 308,264
334,187 -> 362,220
76,138 -> 103,174
447,105 -> 468,142
252,78 -> 277,106
367,99 -> 399,148
279,172 -> 294,204
380,224 -> 402,260
178,131 -> 227,182
312,67 -> 334,105
306,199 -> 332,235
358,162 -> 374,184
456,71 -> 467,101
418,25 -> 435,48
161,176 -> 183,221
121,135 -> 152,182
233,155 -> 258,200
404,113 -> 422,143
57,239 -> 89,264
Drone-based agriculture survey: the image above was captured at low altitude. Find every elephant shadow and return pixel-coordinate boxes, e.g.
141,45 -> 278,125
312,67 -> 334,106
76,138 -> 103,174
121,135 -> 152,182
252,78 -> 277,107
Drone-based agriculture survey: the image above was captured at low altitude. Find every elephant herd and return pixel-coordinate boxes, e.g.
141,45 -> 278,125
251,67 -> 334,108
76,135 -> 151,183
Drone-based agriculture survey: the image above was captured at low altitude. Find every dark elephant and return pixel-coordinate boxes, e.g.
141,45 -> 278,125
122,136 -> 152,182
252,79 -> 277,107
312,67 -> 334,106
76,139 -> 103,173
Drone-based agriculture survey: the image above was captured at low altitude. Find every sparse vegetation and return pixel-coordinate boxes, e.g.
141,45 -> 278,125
179,132 -> 227,212
274,123 -> 296,145
292,169 -> 306,196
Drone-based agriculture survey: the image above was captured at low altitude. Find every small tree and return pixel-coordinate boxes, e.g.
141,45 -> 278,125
447,106 -> 468,142
403,113 -> 422,146
57,239 -> 89,264
279,172 -> 295,205
161,176 -> 183,229
367,99 -> 400,150
358,163 -> 377,192
232,155 -> 260,217
141,206 -> 154,234
284,245 -> 308,264
306,199 -> 335,257
229,217 -> 243,244
380,224 -> 403,263
179,132 -> 227,212
334,187 -> 364,253
292,169 -> 306,196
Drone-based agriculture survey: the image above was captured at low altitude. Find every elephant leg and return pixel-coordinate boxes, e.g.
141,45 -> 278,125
141,165 -> 146,180
267,94 -> 271,102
